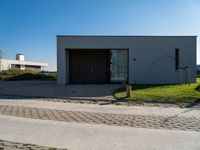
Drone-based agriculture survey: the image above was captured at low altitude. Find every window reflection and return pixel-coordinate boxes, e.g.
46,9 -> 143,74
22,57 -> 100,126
110,50 -> 128,83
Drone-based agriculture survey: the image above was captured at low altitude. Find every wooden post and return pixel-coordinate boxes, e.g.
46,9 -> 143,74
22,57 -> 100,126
126,85 -> 132,97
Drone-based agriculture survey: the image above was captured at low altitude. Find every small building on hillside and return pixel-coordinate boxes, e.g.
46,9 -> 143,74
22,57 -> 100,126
57,35 -> 197,85
0,54 -> 48,71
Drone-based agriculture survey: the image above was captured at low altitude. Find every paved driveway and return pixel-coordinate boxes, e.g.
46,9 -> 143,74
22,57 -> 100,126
0,81 -> 121,100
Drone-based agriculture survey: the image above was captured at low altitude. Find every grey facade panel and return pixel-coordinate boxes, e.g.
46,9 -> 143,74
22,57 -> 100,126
57,36 -> 196,85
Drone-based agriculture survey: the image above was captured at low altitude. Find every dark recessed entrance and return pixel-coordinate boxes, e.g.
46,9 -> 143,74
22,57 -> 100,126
69,50 -> 110,83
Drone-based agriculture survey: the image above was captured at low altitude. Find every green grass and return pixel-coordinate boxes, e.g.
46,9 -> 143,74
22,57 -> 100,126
0,69 -> 57,81
114,78 -> 200,107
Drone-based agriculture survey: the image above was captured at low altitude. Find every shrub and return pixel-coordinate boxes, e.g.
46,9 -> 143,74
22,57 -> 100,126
195,84 -> 200,92
0,69 -> 56,80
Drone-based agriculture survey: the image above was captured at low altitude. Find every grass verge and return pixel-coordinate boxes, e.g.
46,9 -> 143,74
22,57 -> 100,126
114,78 -> 200,107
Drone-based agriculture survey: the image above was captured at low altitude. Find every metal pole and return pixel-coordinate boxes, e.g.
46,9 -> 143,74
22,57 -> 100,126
187,67 -> 191,85
179,69 -> 182,84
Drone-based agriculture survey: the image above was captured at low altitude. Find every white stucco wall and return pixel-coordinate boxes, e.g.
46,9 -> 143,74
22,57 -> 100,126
0,59 -> 48,71
57,36 -> 196,85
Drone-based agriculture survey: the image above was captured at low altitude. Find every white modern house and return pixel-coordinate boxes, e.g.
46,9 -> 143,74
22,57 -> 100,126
57,35 -> 196,85
0,54 -> 48,71
197,65 -> 200,71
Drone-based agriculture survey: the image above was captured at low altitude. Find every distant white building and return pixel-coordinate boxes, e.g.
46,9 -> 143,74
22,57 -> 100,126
197,65 -> 200,72
0,54 -> 48,71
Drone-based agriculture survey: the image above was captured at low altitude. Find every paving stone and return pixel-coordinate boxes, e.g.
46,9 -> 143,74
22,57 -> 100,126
0,104 -> 200,132
0,140 -> 67,150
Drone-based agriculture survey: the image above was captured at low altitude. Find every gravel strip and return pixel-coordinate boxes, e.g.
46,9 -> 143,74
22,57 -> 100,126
0,94 -> 190,108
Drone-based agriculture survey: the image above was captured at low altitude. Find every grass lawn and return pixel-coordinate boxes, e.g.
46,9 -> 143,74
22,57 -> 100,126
114,78 -> 200,107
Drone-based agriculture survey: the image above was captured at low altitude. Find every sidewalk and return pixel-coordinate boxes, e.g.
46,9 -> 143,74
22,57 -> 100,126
0,100 -> 199,150
0,115 -> 199,150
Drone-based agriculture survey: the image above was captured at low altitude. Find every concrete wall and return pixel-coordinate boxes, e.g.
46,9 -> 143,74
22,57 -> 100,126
57,36 -> 196,85
0,59 -> 12,70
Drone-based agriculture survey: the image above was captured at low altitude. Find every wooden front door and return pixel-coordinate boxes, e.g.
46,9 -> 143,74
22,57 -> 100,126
69,50 -> 110,83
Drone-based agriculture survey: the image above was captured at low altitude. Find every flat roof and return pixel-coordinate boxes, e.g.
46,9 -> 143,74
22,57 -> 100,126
2,59 -> 48,67
57,35 -> 197,37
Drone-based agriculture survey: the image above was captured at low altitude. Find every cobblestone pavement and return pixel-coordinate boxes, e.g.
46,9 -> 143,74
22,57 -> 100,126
0,105 -> 199,132
0,140 -> 66,150
0,94 -> 100,104
0,81 -> 120,100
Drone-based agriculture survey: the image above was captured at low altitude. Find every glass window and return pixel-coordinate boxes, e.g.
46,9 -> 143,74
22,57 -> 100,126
110,49 -> 128,83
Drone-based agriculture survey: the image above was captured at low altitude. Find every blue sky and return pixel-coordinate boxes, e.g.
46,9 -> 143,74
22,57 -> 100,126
0,0 -> 200,71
